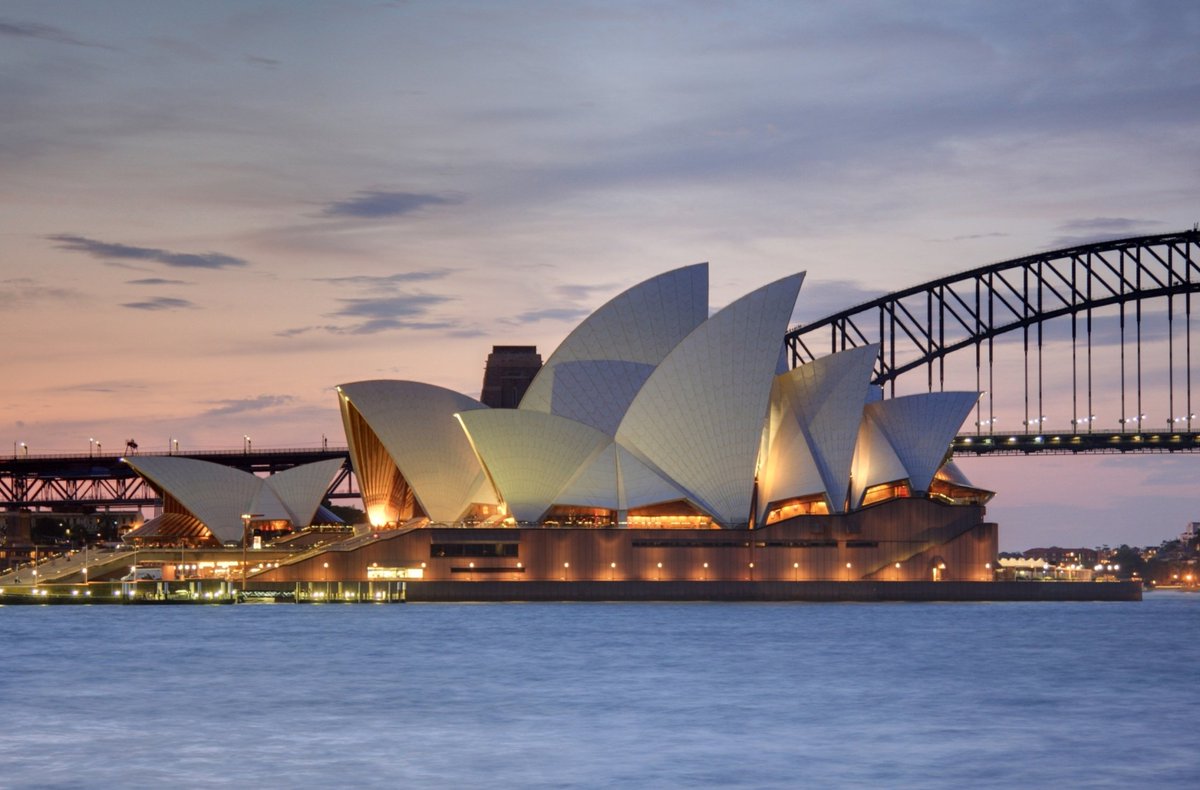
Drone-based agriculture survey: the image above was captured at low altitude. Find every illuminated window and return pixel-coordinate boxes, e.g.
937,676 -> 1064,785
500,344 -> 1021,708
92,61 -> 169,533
626,500 -> 716,529
861,481 -> 910,507
430,542 -> 518,558
763,494 -> 829,525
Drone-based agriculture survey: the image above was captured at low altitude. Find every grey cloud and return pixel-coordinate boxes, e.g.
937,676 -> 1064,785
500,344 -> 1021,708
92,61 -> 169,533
126,277 -> 190,286
121,297 -> 198,311
313,270 -> 455,287
321,190 -> 463,219
275,326 -> 322,338
507,307 -> 593,325
1,277 -> 80,303
1046,218 -> 1166,249
332,293 -> 451,320
1050,218 -> 1165,248
792,279 -> 886,324
338,318 -> 461,335
245,55 -> 280,68
49,234 -> 249,269
0,19 -> 113,49
937,232 -> 1010,242
275,292 -> 459,336
553,282 -> 620,301
1060,218 -> 1160,232
58,381 -> 148,394
203,394 -> 294,417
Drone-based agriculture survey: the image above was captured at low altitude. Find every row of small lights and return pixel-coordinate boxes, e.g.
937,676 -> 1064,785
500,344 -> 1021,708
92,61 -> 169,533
973,413 -> 1197,428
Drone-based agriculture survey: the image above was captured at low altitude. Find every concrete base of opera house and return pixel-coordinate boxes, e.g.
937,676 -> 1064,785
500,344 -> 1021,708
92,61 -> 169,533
250,498 -> 1001,587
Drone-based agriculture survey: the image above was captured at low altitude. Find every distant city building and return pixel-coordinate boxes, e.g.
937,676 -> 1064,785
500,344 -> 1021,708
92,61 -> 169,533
480,345 -> 542,408
1023,546 -> 1099,567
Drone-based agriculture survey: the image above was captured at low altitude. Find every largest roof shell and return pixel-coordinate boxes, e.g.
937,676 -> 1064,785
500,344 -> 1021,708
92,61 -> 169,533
616,272 -> 805,527
519,263 -> 709,434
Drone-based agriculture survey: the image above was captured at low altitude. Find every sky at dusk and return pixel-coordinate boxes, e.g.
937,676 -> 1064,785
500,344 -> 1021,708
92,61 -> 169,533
2,1 -> 1198,551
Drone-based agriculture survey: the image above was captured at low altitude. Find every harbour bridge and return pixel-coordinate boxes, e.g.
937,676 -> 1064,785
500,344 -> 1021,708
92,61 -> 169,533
2,229 -> 1197,513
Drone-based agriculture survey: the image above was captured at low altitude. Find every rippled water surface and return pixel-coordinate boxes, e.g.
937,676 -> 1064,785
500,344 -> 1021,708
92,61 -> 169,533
2,593 -> 1198,788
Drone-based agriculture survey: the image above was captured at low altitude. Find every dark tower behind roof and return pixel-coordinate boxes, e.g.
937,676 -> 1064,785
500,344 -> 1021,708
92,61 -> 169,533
480,345 -> 542,408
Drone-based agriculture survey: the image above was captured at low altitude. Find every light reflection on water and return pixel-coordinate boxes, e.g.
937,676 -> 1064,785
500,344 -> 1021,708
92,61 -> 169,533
1,594 -> 1197,788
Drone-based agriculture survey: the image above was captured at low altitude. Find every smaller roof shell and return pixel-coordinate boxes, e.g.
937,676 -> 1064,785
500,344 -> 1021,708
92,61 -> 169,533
457,409 -> 612,523
864,391 -> 979,492
337,380 -> 497,522
124,457 -> 343,543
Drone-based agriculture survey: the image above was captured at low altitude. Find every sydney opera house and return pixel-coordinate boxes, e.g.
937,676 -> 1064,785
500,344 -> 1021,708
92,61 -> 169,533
235,263 -> 999,588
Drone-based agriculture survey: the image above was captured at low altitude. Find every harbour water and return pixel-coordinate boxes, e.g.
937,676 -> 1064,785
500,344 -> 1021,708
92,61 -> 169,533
1,593 -> 1197,788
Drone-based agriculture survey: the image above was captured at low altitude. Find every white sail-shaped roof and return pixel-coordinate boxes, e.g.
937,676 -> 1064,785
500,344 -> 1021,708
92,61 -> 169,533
125,456 -> 348,541
519,263 -> 709,433
864,391 -> 979,493
555,442 -> 619,509
616,445 -> 690,510
936,458 -> 975,487
457,409 -> 612,523
848,410 -> 909,508
763,345 -> 878,514
264,458 -> 345,526
123,456 -> 264,543
756,414 -> 826,514
337,380 -> 497,522
616,272 -> 805,527
547,360 -> 657,435
249,485 -> 291,522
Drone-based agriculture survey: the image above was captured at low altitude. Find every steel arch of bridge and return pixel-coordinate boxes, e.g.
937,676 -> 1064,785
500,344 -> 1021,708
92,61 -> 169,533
786,230 -> 1200,441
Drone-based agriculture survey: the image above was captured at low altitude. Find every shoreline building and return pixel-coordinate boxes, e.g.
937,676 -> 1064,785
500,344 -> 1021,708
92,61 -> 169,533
257,264 -> 997,586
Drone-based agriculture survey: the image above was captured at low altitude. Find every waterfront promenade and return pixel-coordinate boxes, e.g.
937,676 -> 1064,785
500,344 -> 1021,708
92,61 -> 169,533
0,578 -> 1142,604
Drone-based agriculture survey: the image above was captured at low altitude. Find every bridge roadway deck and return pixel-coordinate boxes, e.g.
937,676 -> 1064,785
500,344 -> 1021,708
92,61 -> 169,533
0,447 -> 350,476
952,430 -> 1200,455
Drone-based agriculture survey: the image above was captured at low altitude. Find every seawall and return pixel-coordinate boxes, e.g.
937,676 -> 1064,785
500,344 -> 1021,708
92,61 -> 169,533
397,580 -> 1141,602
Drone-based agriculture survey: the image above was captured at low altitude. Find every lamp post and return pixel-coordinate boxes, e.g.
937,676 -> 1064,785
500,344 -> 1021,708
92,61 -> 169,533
240,513 -> 263,598
243,435 -> 251,454
89,437 -> 95,457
